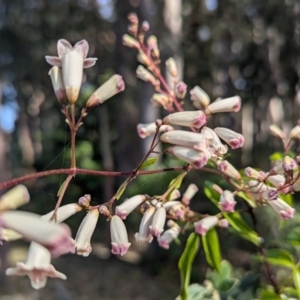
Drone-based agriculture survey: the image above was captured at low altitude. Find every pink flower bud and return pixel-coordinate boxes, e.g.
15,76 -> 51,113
149,207 -> 166,237
201,127 -> 228,157
190,86 -> 210,109
163,111 -> 207,129
86,75 -> 125,108
136,65 -> 157,85
283,156 -> 297,173
78,194 -> 91,208
204,96 -> 241,115
176,82 -> 187,99
137,51 -> 152,67
163,201 -> 182,210
160,130 -> 207,151
6,242 -> 67,289
169,189 -> 181,201
75,209 -> 99,257
194,216 -> 218,236
217,160 -> 241,180
122,34 -> 140,50
48,66 -> 67,104
137,122 -> 174,139
157,223 -> 180,249
218,219 -> 229,228
268,198 -> 295,220
110,215 -> 131,256
244,167 -> 265,180
219,190 -> 236,212
147,35 -> 160,60
167,146 -> 210,169
115,195 -> 147,220
0,185 -> 30,212
45,39 -> 97,104
166,58 -> 178,78
0,211 -> 74,257
214,127 -> 244,149
135,206 -> 155,243
182,184 -> 198,206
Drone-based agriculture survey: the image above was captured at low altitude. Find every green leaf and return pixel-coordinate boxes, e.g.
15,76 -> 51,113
57,179 -> 67,197
259,289 -> 282,300
254,249 -> 295,269
237,191 -> 257,208
115,179 -> 129,200
203,181 -> 220,207
223,212 -> 261,246
280,193 -> 293,206
139,157 -> 158,170
202,228 -> 221,273
286,230 -> 300,247
269,152 -> 284,162
178,233 -> 200,300
293,266 -> 300,299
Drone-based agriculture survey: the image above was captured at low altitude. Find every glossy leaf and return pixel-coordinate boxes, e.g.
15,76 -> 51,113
139,157 -> 158,170
237,191 -> 256,208
202,228 -> 221,273
178,233 -> 200,300
254,249 -> 294,269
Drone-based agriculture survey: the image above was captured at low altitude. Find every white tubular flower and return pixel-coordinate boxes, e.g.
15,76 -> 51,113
204,96 -> 241,115
6,242 -> 66,290
165,58 -> 178,78
248,180 -> 268,198
45,39 -> 97,104
48,66 -> 66,104
163,111 -> 207,129
268,198 -> 295,220
122,34 -> 140,50
214,127 -> 244,149
201,127 -> 228,156
135,206 -> 155,243
244,167 -> 265,181
110,215 -> 131,256
157,221 -> 180,249
0,185 -> 30,212
136,65 -> 157,85
160,130 -> 207,151
75,209 -> 99,257
182,184 -> 198,206
163,201 -> 181,210
217,160 -> 241,180
86,74 -> 125,108
151,93 -> 172,110
149,207 -> 166,237
167,146 -> 210,169
219,190 -> 236,212
115,195 -> 147,220
269,125 -> 285,140
169,189 -> 181,201
194,216 -> 219,236
261,188 -> 278,201
190,86 -> 210,109
0,211 -> 74,257
41,203 -> 82,223
137,122 -> 174,139
267,175 -> 289,193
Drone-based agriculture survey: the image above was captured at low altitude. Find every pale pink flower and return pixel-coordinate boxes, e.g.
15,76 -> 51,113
0,185 -> 30,212
167,146 -> 210,169
262,188 -> 278,201
160,130 -> 207,151
115,195 -> 147,220
122,34 -> 140,50
201,127 -> 228,157
157,221 -> 180,249
169,189 -> 181,201
283,156 -> 297,173
267,175 -> 289,193
86,75 -> 125,108
135,206 -> 155,243
75,209 -> 99,257
45,39 -> 97,104
214,127 -> 244,149
163,111 -> 207,129
6,242 -> 66,289
110,215 -> 131,256
182,184 -> 198,206
268,198 -> 295,220
166,57 -> 178,78
48,66 -> 66,104
194,216 -> 219,236
176,82 -> 187,98
218,160 -> 241,180
136,65 -> 157,85
151,93 -> 172,110
0,211 -> 75,257
219,190 -> 236,212
244,167 -> 265,181
149,207 -> 166,237
218,219 -> 229,228
204,96 -> 241,115
190,86 -> 210,109
137,122 -> 174,139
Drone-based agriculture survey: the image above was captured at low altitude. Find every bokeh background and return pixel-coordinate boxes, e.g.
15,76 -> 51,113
0,0 -> 300,299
